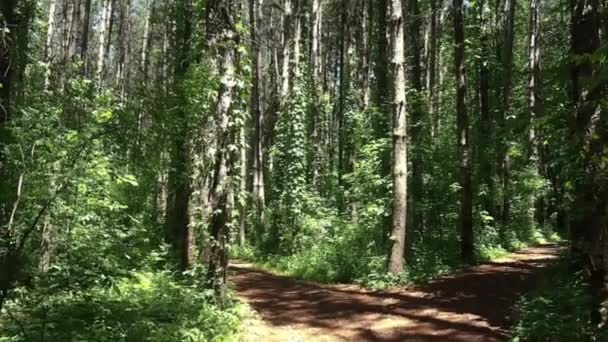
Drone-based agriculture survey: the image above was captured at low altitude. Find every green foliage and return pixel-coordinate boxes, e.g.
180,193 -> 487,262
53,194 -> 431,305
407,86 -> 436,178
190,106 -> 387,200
512,258 -> 608,342
267,83 -> 310,253
0,271 -> 245,342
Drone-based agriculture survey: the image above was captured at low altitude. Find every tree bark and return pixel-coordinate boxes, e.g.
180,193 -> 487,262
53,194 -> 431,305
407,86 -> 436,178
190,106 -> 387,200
205,0 -> 240,304
250,0 -> 265,217
497,0 -> 515,225
476,0 -> 495,219
427,0 -> 438,137
374,0 -> 390,111
44,0 -> 58,88
141,0 -> 154,82
407,0 -> 425,235
570,0 -> 607,325
165,0 -> 193,271
96,0 -> 112,82
453,0 -> 474,263
280,0 -> 292,98
0,0 -> 16,124
0,0 -> 18,313
81,0 -> 92,70
387,0 -> 408,274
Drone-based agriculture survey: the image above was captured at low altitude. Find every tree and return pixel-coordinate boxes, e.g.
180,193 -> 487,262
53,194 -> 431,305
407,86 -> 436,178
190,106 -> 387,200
165,0 -> 194,270
250,0 -> 265,214
497,0 -> 516,224
0,0 -> 18,312
205,0 -> 241,304
387,0 -> 408,274
453,0 -> 473,263
569,0 -> 607,325
97,0 -> 113,82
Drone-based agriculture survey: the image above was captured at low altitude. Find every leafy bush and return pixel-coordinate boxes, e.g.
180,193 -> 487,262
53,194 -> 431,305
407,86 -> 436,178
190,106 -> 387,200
0,272 -> 246,342
512,259 -> 608,342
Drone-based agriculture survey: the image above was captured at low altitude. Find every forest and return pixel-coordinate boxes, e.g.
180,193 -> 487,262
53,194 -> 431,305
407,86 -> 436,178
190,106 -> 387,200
0,0 -> 607,340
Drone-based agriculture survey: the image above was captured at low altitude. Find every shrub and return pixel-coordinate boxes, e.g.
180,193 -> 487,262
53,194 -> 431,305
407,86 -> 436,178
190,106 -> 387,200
0,271 -> 246,342
512,258 -> 608,342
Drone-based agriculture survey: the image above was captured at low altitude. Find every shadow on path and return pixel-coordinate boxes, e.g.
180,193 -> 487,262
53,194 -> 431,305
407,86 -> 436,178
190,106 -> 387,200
229,245 -> 561,341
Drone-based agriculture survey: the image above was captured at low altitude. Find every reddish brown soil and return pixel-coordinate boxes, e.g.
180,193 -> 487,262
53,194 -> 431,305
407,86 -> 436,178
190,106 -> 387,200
230,245 -> 561,341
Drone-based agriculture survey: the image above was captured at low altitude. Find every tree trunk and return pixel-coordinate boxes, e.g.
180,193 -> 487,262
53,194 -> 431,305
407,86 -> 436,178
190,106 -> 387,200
337,0 -> 351,210
67,0 -> 81,61
427,0 -> 438,137
387,0 -> 408,274
165,0 -> 193,271
280,0 -> 292,98
374,0 -> 390,111
528,0 -> 544,224
205,0 -> 240,305
96,0 -> 112,82
292,0 -> 301,80
0,0 -> 18,313
310,0 -> 323,183
0,0 -> 16,124
141,0 -> 154,82
407,0 -> 425,235
497,0 -> 515,225
570,0 -> 607,325
250,0 -> 265,219
81,0 -> 92,70
44,0 -> 57,88
453,0 -> 474,263
476,0 -> 495,219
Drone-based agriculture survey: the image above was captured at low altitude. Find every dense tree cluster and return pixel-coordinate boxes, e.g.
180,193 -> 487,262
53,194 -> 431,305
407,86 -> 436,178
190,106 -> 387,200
0,0 -> 607,339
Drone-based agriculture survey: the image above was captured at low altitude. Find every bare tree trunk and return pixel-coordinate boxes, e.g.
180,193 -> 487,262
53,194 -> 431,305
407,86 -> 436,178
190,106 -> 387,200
497,0 -> 515,224
476,0 -> 494,219
407,0 -> 425,235
337,0 -> 351,210
387,0 -> 408,274
239,124 -> 247,245
435,0 -> 447,133
362,0 -> 372,107
250,0 -> 265,214
427,0 -> 437,137
117,0 -> 132,103
97,0 -> 112,82
311,0 -> 323,87
280,0 -> 292,98
165,0 -> 193,271
80,0 -> 91,71
453,0 -> 474,263
528,0 -> 541,160
141,0 -> 154,82
292,0 -> 301,80
44,0 -> 58,88
66,0 -> 81,61
374,0 -> 389,109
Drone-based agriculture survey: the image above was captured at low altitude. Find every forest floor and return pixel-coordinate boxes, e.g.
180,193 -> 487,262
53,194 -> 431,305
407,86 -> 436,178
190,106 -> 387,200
230,244 -> 562,341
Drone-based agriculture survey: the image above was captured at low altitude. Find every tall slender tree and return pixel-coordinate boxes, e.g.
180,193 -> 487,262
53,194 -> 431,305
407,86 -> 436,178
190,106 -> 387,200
387,0 -> 408,274
453,0 -> 474,263
165,0 -> 193,270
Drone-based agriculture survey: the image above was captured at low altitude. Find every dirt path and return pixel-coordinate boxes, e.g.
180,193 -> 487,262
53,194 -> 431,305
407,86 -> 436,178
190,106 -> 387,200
230,245 -> 561,341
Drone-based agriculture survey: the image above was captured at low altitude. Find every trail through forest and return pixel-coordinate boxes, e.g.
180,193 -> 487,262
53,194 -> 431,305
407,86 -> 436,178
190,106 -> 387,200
231,245 -> 561,341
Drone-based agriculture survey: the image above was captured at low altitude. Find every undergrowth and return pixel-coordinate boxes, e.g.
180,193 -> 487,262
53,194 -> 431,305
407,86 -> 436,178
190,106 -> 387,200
0,271 -> 247,342
512,257 -> 608,342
